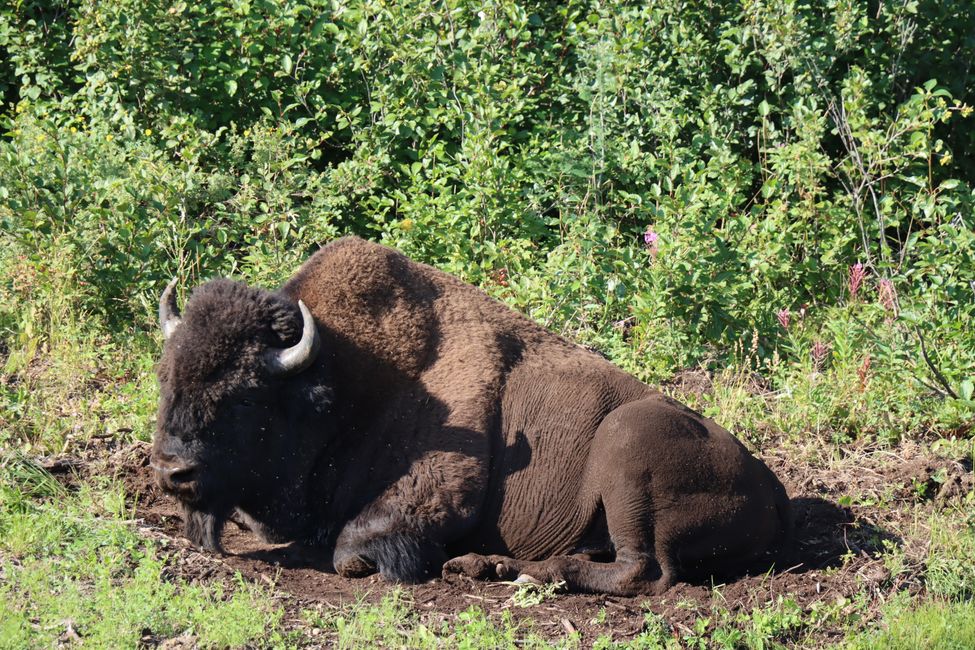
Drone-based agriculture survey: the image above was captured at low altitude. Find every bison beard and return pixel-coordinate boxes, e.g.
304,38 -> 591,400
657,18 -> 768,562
151,236 -> 793,596
182,503 -> 228,553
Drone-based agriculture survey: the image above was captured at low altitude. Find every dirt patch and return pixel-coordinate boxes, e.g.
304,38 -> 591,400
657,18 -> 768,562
661,369 -> 714,397
44,439 -> 974,646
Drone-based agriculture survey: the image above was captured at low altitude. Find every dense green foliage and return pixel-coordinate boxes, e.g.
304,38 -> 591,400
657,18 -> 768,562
2,0 -> 973,447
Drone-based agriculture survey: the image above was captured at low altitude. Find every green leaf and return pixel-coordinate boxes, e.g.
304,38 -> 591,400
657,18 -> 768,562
225,79 -> 238,96
960,379 -> 974,402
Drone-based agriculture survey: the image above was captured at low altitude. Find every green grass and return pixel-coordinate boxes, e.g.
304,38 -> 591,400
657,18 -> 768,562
847,596 -> 975,650
301,590 -> 559,648
0,457 -> 286,649
925,509 -> 975,600
0,245 -> 158,454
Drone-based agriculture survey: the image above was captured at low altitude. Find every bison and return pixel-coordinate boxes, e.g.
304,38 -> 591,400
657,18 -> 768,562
151,236 -> 791,596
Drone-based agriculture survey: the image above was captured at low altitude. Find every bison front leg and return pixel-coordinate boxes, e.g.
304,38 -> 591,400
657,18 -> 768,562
333,529 -> 447,582
331,448 -> 486,583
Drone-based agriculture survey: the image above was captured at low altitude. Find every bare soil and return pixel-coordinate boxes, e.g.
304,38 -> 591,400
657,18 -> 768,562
40,437 -> 973,646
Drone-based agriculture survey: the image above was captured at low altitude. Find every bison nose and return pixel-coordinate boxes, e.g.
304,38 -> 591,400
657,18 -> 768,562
151,458 -> 199,492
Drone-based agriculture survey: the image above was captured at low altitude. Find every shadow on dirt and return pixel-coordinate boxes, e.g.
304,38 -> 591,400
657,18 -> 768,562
789,496 -> 899,571
236,541 -> 336,572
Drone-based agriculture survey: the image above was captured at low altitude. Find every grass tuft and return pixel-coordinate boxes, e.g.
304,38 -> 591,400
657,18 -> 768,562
0,464 -> 284,648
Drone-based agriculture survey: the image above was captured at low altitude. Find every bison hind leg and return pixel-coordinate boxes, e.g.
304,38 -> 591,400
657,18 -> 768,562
443,551 -> 672,597
334,532 -> 447,583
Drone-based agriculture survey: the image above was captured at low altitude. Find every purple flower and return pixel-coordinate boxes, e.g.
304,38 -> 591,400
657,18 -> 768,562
878,278 -> 897,312
848,262 -> 866,299
643,226 -> 660,258
777,308 -> 790,330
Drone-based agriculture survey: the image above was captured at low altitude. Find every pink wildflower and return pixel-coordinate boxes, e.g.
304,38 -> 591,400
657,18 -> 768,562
857,354 -> 871,392
811,340 -> 830,370
777,308 -> 790,330
848,262 -> 866,300
878,278 -> 897,312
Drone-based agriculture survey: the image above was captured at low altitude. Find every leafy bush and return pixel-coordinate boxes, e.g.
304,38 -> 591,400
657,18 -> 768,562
1,0 -> 973,442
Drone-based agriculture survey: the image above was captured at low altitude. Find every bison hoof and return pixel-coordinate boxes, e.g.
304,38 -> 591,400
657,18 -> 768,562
334,553 -> 377,578
494,562 -> 521,580
442,553 -> 498,580
513,573 -> 541,585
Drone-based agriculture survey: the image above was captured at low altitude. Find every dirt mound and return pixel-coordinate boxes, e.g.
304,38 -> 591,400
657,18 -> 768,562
39,440 -> 973,645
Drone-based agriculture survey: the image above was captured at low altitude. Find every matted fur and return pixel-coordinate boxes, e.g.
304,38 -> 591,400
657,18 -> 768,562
152,237 -> 792,595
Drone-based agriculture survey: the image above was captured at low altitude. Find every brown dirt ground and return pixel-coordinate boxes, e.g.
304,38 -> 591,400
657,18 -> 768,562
39,436 -> 973,647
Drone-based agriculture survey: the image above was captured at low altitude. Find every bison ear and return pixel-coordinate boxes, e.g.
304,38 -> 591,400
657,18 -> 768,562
267,298 -> 304,344
264,300 -> 320,377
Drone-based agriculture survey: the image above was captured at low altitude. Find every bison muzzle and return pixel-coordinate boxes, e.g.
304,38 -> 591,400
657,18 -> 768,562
151,236 -> 791,595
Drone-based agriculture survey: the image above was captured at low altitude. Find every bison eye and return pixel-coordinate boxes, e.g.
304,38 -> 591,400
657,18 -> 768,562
239,398 -> 255,407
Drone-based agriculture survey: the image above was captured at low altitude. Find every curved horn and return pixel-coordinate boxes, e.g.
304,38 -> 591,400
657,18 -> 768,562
159,278 -> 182,340
264,300 -> 320,376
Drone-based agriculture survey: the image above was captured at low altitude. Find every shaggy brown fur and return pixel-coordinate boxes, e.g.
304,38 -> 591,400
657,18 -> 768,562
152,236 -> 791,595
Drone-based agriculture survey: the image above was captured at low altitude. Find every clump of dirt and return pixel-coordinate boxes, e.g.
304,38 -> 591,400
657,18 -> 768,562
106,441 -> 157,499
40,439 -> 974,646
661,369 -> 713,397
880,454 -> 974,502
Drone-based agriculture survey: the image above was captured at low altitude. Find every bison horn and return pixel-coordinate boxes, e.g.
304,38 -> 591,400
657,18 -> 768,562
159,278 -> 182,340
264,300 -> 320,376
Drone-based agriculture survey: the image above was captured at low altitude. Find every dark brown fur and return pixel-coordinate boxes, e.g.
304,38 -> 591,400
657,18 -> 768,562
152,236 -> 791,595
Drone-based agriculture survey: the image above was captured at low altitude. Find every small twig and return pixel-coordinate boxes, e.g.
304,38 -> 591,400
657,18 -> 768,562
39,457 -> 85,473
914,327 -> 958,399
602,599 -> 636,613
560,618 -> 577,635
777,563 -> 805,575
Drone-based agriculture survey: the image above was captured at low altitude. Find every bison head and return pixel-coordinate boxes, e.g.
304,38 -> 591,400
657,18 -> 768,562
152,278 -> 330,551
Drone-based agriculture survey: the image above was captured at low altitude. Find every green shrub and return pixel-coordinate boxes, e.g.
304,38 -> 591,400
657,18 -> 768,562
2,0 -> 973,446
